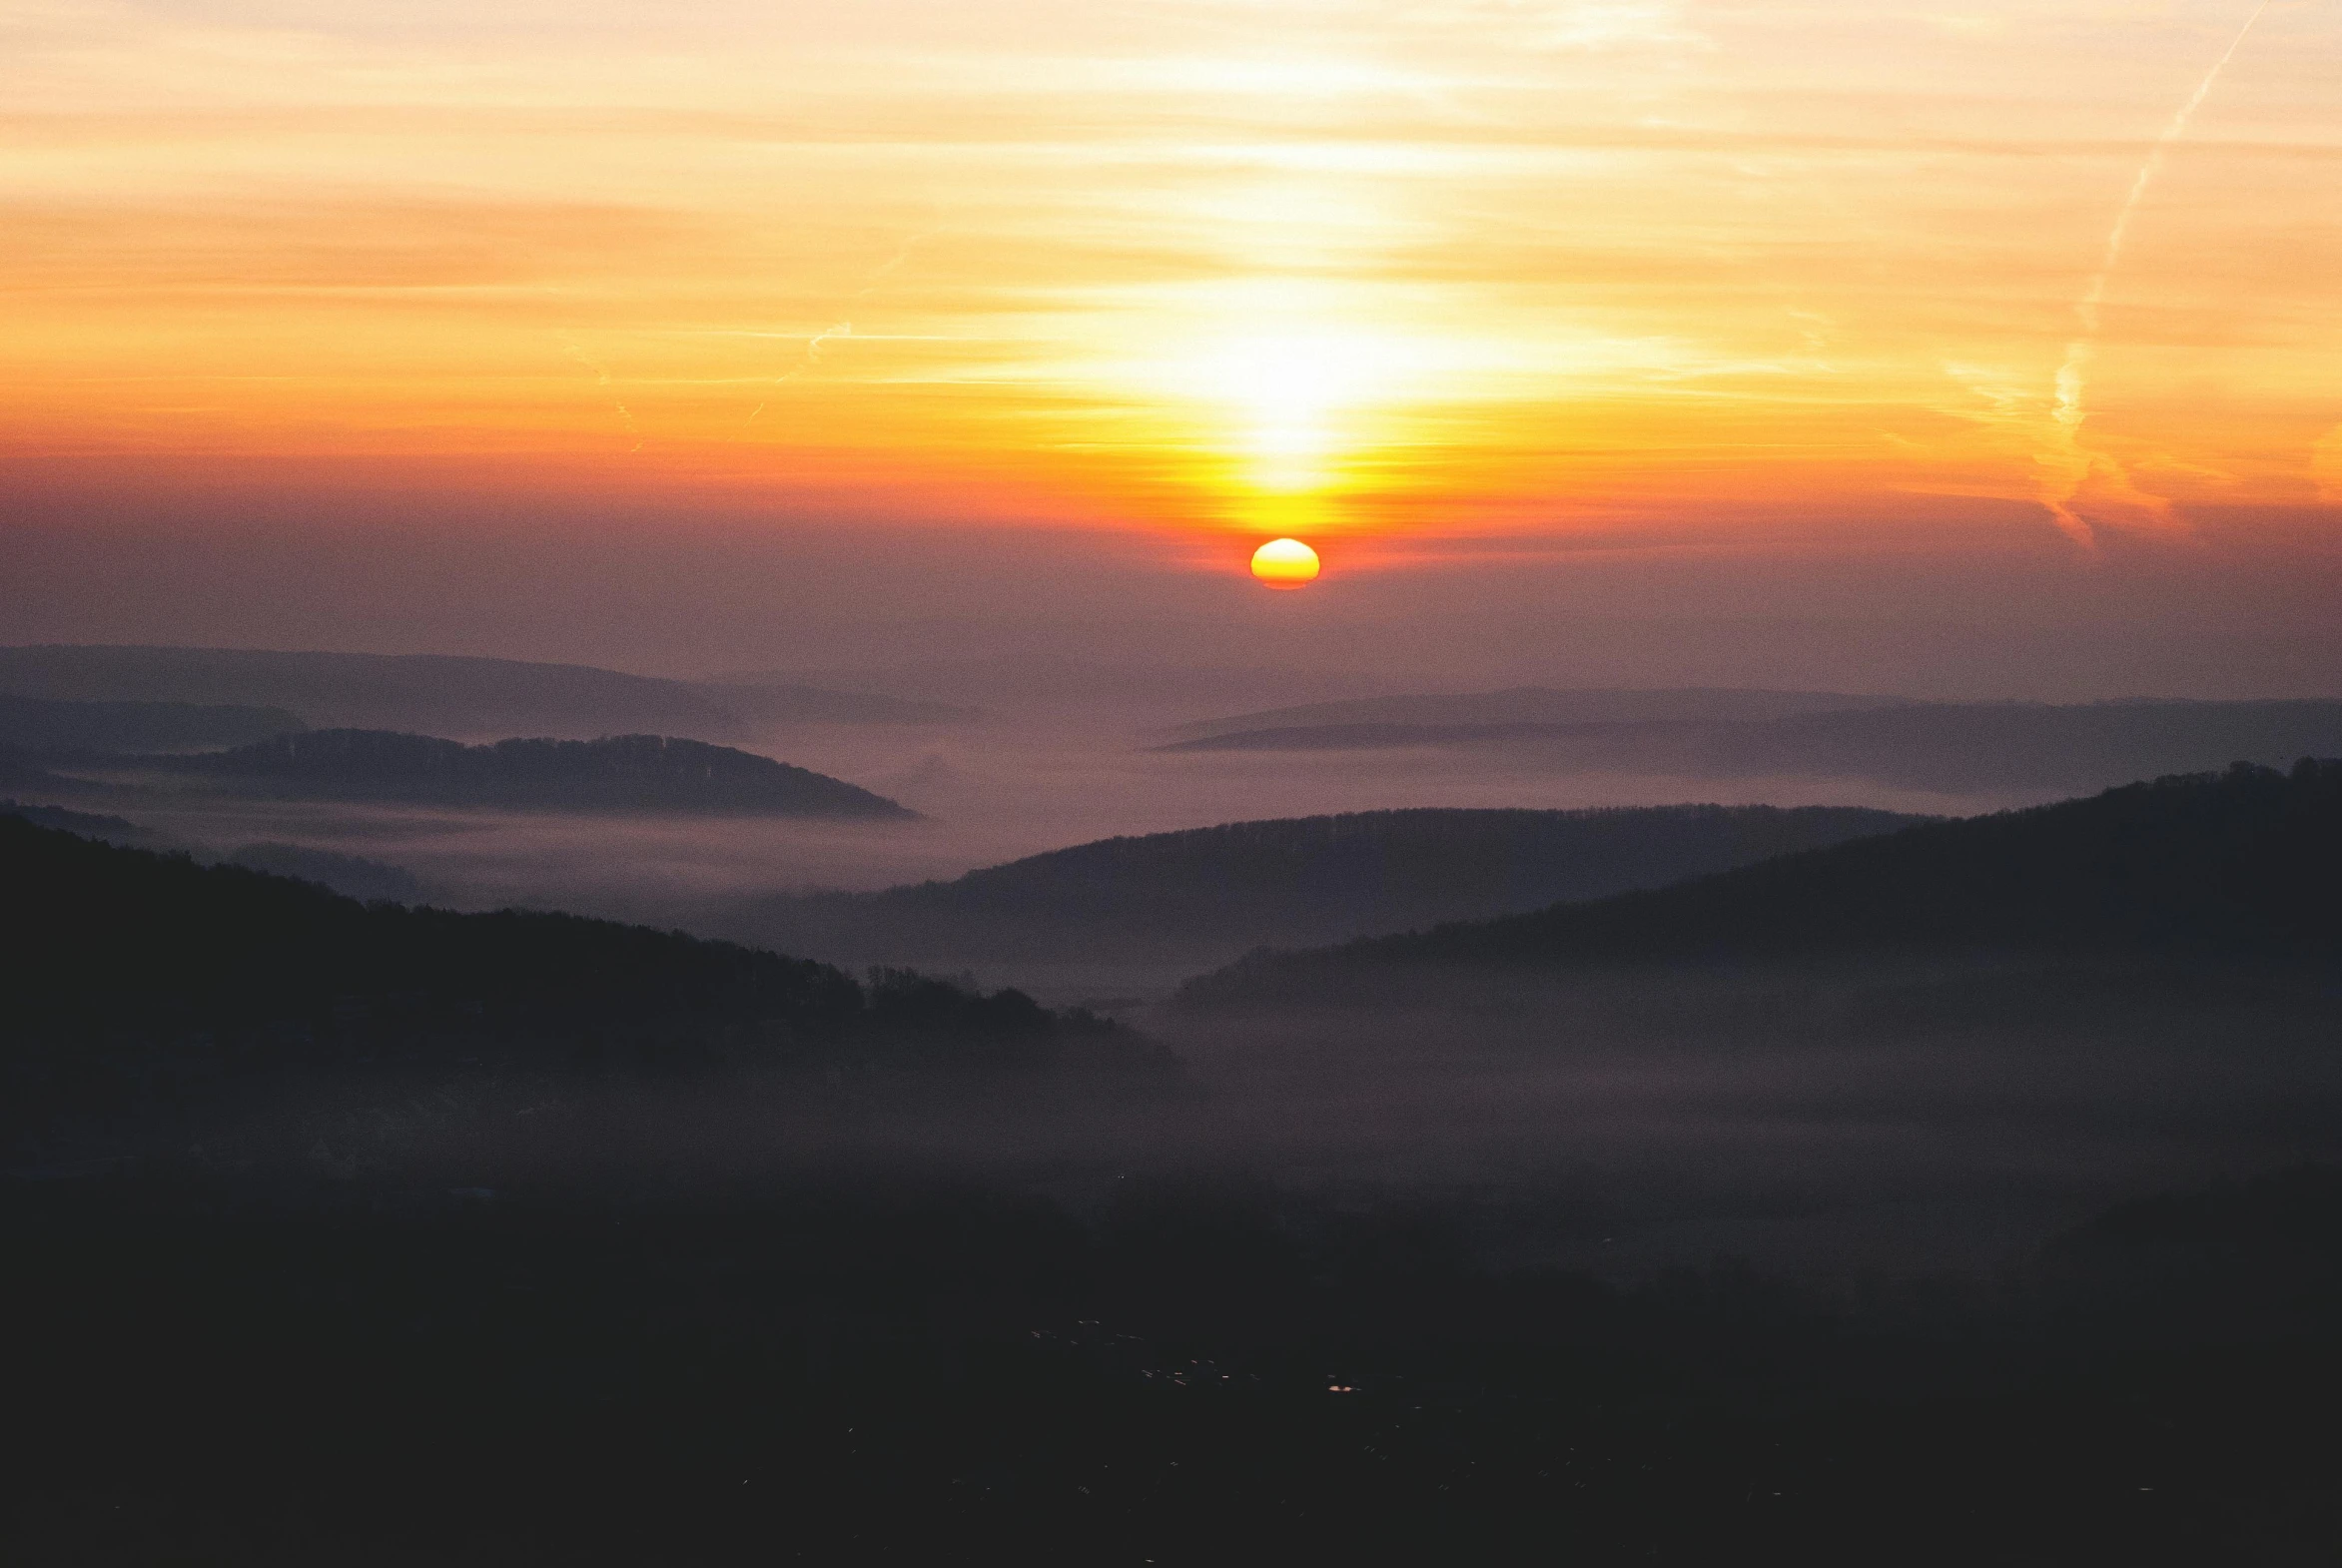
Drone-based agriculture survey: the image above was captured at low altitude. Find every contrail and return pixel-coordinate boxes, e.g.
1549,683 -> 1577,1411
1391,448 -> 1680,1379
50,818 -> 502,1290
778,320 -> 855,385
745,211 -> 941,421
2041,0 -> 2270,543
560,332 -> 643,452
745,321 -> 855,423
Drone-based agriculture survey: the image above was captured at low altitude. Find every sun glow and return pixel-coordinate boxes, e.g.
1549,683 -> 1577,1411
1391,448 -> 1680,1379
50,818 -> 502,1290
1161,319 -> 1468,498
7,2 -> 2339,554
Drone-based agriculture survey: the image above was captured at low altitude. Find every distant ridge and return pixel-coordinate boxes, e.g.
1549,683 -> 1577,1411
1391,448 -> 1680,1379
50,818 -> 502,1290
0,798 -> 146,840
1174,760 -> 2342,1010
127,730 -> 915,817
1167,686 -> 1905,740
0,644 -> 741,740
0,693 -> 304,754
719,803 -> 1917,967
1160,699 -> 2342,794
0,747 -> 102,798
0,645 -> 970,741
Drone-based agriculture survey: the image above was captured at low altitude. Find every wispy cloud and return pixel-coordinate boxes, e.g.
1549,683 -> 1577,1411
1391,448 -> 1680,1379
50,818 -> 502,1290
3,0 -> 2337,541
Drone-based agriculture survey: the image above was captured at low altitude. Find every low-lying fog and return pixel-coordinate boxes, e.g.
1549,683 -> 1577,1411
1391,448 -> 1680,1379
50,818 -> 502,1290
89,709 -> 2332,1289
198,963 -> 2342,1289
1151,1004 -> 2342,1278
113,712 -> 2051,1000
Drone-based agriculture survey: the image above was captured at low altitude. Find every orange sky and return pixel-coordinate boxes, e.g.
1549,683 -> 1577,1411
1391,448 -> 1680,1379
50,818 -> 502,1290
7,0 -> 2341,557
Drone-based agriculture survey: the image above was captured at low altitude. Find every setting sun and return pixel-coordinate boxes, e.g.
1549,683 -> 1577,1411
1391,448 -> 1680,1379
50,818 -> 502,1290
1249,537 -> 1320,589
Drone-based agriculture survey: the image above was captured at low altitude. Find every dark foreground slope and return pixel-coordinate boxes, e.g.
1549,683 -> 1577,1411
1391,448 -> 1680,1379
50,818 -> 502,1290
0,817 -> 1150,1143
1178,760 -> 2342,1009
111,727 -> 912,815
723,804 -> 1915,969
7,817 -> 2342,1560
7,1130 -> 2340,1563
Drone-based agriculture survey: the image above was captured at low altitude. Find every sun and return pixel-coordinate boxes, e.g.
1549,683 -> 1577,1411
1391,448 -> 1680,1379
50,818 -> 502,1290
1250,537 -> 1320,589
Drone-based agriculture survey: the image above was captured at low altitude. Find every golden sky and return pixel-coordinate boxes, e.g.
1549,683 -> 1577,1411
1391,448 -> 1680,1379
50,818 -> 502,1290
8,0 -> 2340,551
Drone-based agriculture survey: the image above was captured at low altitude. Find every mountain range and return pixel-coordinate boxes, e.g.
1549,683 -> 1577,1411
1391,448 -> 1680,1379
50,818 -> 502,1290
1161,696 -> 2342,794
1164,685 -> 1907,740
0,645 -> 972,742
1175,759 -> 2342,1011
717,803 -> 1917,969
0,693 -> 307,754
107,729 -> 914,816
0,814 -> 1151,1118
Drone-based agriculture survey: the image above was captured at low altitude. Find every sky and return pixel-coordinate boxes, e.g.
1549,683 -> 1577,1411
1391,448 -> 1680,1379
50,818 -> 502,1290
4,1 -> 2339,692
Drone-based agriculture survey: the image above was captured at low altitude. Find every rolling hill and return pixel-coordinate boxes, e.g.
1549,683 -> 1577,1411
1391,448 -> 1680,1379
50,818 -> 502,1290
0,693 -> 304,754
0,815 -> 1149,1112
1174,759 -> 2342,1010
1166,685 -> 1906,740
0,745 -> 110,798
0,799 -> 147,840
114,729 -> 915,816
718,804 -> 1918,968
0,645 -> 974,742
223,841 -> 434,904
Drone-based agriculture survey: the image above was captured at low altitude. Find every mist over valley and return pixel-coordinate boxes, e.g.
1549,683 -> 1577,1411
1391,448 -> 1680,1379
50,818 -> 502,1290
7,645 -> 2342,1563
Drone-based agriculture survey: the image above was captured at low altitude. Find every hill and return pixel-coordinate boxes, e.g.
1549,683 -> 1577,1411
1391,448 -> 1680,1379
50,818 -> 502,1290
0,644 -> 741,739
0,645 -> 974,742
1160,698 -> 2342,794
224,841 -> 433,904
1175,760 -> 2342,1009
0,748 -> 104,798
115,729 -> 914,816
766,658 -> 1405,719
0,693 -> 304,754
0,815 -> 1151,1119
0,798 -> 148,840
1166,685 -> 1904,740
719,804 -> 1917,968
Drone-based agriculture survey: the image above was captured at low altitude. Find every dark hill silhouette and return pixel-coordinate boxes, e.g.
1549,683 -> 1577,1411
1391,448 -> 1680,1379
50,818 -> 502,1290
0,747 -> 102,798
115,729 -> 913,816
719,804 -> 1916,968
0,645 -> 968,741
1161,699 -> 2342,795
225,841 -> 431,904
1721,700 -> 2342,792
0,798 -> 146,839
1176,760 -> 2342,1009
0,816 -> 1150,1116
1166,685 -> 1905,740
0,693 -> 303,754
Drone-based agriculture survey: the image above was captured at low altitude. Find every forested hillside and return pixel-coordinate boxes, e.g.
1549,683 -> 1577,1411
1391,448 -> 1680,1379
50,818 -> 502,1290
722,804 -> 1915,967
0,817 -> 1147,1133
1178,760 -> 2342,1008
